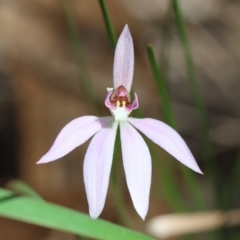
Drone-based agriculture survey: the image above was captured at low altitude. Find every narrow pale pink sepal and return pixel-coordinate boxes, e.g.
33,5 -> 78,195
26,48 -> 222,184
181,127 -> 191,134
128,92 -> 139,110
37,116 -> 112,164
120,121 -> 151,220
128,118 -> 203,174
113,24 -> 134,92
83,120 -> 118,219
104,89 -> 115,109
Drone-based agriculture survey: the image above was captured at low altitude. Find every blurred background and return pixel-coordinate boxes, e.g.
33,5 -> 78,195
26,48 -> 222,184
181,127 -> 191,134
0,0 -> 240,239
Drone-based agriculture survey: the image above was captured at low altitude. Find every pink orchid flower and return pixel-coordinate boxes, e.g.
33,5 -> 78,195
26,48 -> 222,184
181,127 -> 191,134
37,25 -> 202,220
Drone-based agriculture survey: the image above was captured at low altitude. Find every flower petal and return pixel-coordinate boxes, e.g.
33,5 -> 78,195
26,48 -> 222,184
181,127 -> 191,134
128,118 -> 203,174
83,120 -> 118,219
37,116 -> 112,164
104,89 -> 115,109
128,92 -> 139,110
113,24 -> 134,92
120,121 -> 151,220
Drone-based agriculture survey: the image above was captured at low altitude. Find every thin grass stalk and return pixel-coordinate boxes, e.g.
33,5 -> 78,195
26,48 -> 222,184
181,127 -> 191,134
160,5 -> 172,84
170,0 -> 221,217
147,45 -> 205,210
171,1 -> 220,238
149,147 -> 187,211
223,149 -> 240,207
153,13 -> 189,214
59,0 -> 98,114
147,45 -> 176,128
145,44 -> 187,211
99,0 -> 117,49
170,0 -> 213,160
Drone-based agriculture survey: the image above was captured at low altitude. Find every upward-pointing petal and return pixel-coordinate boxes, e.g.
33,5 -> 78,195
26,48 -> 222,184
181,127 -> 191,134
84,120 -> 118,219
37,116 -> 112,164
113,25 -> 134,92
128,118 -> 203,174
120,121 -> 151,220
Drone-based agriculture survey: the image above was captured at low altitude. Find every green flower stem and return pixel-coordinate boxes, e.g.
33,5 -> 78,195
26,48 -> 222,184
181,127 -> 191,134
99,0 -> 117,49
59,0 -> 98,114
0,188 -> 153,240
147,45 -> 205,210
111,128 -> 130,227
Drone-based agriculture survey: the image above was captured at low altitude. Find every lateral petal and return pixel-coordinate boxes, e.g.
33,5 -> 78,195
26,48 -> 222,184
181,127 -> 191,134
120,121 -> 151,220
83,120 -> 118,219
128,118 -> 203,174
37,116 -> 112,164
113,24 -> 134,91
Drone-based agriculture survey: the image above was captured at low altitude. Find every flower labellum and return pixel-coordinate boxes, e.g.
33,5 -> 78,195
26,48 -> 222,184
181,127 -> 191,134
37,25 -> 203,220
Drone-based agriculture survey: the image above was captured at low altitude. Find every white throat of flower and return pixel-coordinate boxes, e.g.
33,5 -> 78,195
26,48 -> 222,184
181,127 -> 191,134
111,100 -> 129,122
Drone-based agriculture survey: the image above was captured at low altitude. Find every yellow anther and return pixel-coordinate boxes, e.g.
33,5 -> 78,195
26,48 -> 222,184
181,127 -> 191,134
122,101 -> 126,107
116,101 -> 120,107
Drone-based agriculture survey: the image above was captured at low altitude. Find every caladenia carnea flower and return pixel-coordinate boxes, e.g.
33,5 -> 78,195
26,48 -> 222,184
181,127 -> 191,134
37,25 -> 203,220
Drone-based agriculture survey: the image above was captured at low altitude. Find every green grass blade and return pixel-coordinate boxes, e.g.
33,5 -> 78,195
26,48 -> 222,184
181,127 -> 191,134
99,0 -> 117,49
146,45 -> 205,210
150,149 -> 187,211
147,44 -> 176,128
7,180 -> 42,200
171,0 -> 212,160
170,0 -> 220,216
59,0 -> 98,114
222,149 -> 240,207
171,0 -> 203,109
0,188 -> 154,240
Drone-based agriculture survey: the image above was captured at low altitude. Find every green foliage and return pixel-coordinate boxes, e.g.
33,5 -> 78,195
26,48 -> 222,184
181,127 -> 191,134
0,188 -> 154,240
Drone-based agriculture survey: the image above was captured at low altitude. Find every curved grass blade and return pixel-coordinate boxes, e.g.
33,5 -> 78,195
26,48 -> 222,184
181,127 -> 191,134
7,180 -> 42,200
0,188 -> 154,240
